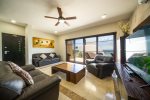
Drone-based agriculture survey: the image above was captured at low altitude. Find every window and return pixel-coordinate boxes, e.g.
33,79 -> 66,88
75,39 -> 84,63
85,37 -> 96,60
66,33 -> 116,64
98,35 -> 114,56
66,40 -> 74,62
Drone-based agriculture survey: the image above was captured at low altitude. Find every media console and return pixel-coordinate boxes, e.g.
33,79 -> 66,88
115,63 -> 150,100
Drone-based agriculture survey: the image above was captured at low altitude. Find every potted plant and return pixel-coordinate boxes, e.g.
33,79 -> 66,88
118,21 -> 130,36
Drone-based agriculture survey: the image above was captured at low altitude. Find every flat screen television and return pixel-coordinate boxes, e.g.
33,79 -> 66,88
126,25 -> 150,85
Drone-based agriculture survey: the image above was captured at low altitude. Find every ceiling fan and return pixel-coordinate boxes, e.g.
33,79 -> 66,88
45,7 -> 77,26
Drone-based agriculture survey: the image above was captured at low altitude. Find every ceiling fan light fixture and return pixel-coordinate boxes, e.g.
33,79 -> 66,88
59,19 -> 65,23
45,7 -> 76,26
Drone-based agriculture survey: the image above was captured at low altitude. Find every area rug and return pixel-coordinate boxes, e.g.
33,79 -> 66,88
60,85 -> 86,100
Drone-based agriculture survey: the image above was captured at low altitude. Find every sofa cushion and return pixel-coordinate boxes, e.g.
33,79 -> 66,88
32,74 -> 47,83
47,55 -> 52,59
95,55 -> 113,63
0,73 -> 26,100
52,52 -> 57,56
49,53 -> 55,58
17,69 -> 34,85
40,54 -> 47,59
95,59 -> 104,63
21,65 -> 35,71
39,59 -> 52,66
0,61 -> 61,100
7,62 -> 34,85
29,70 -> 43,77
7,61 -> 23,72
104,56 -> 113,63
51,58 -> 59,63
0,73 -> 26,94
32,54 -> 41,58
95,56 -> 104,63
0,61 -> 13,76
96,63 -> 110,67
16,75 -> 61,100
32,53 -> 60,67
0,61 -> 26,100
87,63 -> 97,69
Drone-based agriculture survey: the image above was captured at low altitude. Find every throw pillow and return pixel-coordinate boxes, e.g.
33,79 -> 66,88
104,57 -> 113,63
49,53 -> 55,58
40,54 -> 47,59
7,61 -> 34,85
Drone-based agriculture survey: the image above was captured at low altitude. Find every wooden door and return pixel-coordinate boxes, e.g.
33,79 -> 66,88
2,33 -> 25,66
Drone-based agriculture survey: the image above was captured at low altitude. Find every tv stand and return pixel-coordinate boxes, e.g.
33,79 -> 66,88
115,63 -> 150,100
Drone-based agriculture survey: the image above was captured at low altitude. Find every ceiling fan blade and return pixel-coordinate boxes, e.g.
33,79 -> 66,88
64,21 -> 70,26
55,21 -> 60,26
57,7 -> 62,17
65,16 -> 76,20
45,16 -> 58,19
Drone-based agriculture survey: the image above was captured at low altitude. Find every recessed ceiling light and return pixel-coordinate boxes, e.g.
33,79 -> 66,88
54,31 -> 58,33
101,14 -> 107,19
11,20 -> 16,23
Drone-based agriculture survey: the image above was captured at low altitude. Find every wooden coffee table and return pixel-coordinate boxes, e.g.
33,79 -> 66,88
52,63 -> 85,84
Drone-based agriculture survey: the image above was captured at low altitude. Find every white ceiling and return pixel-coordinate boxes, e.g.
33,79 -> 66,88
0,0 -> 138,34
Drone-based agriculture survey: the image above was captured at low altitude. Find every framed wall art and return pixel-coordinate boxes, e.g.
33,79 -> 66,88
32,37 -> 54,48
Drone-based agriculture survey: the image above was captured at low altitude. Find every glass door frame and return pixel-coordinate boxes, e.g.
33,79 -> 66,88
74,39 -> 84,63
66,38 -> 85,64
66,40 -> 75,63
65,32 -> 117,64
84,36 -> 97,60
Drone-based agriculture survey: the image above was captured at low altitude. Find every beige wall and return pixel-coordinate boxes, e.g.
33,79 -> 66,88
57,21 -> 123,61
58,2 -> 150,62
130,1 -> 150,33
0,21 -> 58,64
0,20 -> 124,63
0,21 -> 25,61
25,25 -> 58,64
1,2 -> 149,64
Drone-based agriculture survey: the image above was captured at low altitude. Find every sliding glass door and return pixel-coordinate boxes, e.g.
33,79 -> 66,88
85,37 -> 96,60
66,33 -> 116,64
98,35 -> 114,56
75,39 -> 84,63
66,40 -> 74,62
66,39 -> 84,63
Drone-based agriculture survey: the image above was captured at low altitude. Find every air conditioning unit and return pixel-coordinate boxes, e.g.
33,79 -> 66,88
138,0 -> 148,4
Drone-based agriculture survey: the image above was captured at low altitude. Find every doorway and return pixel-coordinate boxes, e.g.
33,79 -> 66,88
2,33 -> 25,66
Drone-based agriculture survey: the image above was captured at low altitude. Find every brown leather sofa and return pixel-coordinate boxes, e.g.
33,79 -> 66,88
86,55 -> 114,79
0,61 -> 61,100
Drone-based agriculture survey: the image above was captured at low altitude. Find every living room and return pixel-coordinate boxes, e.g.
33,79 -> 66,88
0,0 -> 150,100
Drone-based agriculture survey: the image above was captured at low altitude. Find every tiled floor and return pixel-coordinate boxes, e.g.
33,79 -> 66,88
37,62 -> 115,100
59,92 -> 71,100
